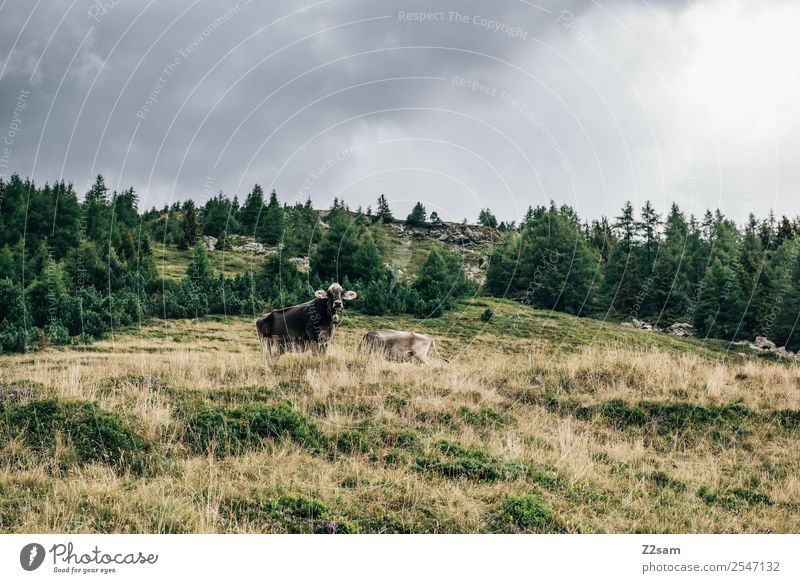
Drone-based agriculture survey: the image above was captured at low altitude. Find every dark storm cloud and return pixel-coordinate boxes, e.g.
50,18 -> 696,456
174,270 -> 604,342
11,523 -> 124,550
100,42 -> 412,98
1,0 -> 799,223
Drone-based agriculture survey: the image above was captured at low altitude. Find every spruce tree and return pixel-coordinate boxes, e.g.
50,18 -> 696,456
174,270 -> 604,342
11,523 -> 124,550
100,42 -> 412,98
180,200 -> 200,249
240,184 -> 264,233
518,208 -> 597,313
376,194 -> 394,223
736,222 -> 769,338
601,202 -> 641,314
406,202 -> 427,227
84,175 -> 110,243
638,201 -> 661,275
485,231 -> 521,297
478,208 -> 498,228
257,189 -> 284,245
693,259 -> 746,340
648,204 -> 689,322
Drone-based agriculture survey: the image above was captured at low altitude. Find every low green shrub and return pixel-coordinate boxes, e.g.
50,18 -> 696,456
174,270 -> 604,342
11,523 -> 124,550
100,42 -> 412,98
415,440 -> 529,482
697,485 -> 772,513
494,494 -> 557,532
0,398 -> 151,471
183,402 -> 326,455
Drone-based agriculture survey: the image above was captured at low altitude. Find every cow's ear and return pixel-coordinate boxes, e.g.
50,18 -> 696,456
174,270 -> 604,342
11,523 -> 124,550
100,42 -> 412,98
343,290 -> 357,300
314,290 -> 327,299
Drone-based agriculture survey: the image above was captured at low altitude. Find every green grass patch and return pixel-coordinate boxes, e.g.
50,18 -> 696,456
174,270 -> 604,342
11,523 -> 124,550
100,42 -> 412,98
0,398 -> 151,471
457,406 -> 513,429
415,440 -> 546,483
494,494 -> 560,532
220,492 -> 349,533
697,485 -> 773,513
183,402 -> 327,456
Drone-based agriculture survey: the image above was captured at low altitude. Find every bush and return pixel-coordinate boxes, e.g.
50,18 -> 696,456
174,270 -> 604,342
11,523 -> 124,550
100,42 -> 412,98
480,308 -> 494,322
697,485 -> 772,513
184,402 -> 327,455
220,492 -> 351,533
335,429 -> 369,454
0,398 -> 151,470
415,440 -> 529,481
495,494 -> 556,532
413,247 -> 474,317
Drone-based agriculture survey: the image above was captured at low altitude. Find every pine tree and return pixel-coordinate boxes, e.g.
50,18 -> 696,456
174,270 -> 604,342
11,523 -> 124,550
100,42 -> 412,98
615,201 -> 639,244
180,199 -> 200,249
406,202 -> 427,227
240,184 -> 264,233
311,211 -> 385,283
693,259 -> 746,339
414,248 -> 449,309
202,192 -> 240,239
84,175 -> 110,243
601,202 -> 641,314
485,231 -> 521,297
736,223 -> 768,337
187,242 -> 214,285
638,201 -> 661,275
768,239 -> 800,349
478,208 -> 498,228
517,209 -> 597,313
257,189 -> 284,245
587,217 -> 615,262
376,194 -> 394,223
648,204 -> 689,322
283,199 -> 319,257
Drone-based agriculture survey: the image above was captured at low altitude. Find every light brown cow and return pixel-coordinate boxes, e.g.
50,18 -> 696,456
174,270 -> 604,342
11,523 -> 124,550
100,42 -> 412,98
360,329 -> 448,364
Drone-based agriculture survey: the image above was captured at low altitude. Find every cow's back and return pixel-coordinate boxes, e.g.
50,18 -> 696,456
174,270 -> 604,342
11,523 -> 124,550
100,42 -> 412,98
362,329 -> 432,361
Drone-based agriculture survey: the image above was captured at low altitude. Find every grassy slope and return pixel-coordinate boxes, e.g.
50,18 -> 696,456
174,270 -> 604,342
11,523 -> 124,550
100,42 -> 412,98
153,243 -> 261,281
1,298 -> 798,533
152,221 -> 492,282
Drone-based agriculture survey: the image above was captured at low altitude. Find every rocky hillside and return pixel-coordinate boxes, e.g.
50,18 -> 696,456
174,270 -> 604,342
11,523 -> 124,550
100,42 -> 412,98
196,219 -> 500,285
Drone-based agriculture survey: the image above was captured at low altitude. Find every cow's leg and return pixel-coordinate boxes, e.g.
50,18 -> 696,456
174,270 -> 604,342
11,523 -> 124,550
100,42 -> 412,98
262,336 -> 280,359
417,344 -> 432,365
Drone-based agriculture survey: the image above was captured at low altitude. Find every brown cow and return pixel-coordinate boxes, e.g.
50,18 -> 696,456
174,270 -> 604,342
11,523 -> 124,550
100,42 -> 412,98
360,329 -> 448,364
256,283 -> 356,355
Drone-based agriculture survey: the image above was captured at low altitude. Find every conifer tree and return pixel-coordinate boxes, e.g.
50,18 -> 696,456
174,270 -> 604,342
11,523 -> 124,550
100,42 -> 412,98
240,184 -> 264,233
406,202 -> 427,227
257,189 -> 284,245
180,199 -> 200,249
376,194 -> 394,223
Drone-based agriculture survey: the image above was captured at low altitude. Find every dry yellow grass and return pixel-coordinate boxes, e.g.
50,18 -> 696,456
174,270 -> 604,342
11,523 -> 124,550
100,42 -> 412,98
1,302 -> 799,533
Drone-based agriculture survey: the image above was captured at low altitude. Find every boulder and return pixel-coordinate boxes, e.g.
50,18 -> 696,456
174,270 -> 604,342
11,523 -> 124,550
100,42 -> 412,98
750,336 -> 777,351
666,322 -> 695,337
202,235 -> 218,251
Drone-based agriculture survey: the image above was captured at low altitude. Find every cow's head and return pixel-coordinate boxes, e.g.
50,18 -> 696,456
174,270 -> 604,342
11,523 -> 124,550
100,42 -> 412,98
315,283 -> 357,324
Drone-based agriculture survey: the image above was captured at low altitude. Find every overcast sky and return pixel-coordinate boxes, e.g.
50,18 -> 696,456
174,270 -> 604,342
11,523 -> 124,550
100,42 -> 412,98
1,0 -> 799,224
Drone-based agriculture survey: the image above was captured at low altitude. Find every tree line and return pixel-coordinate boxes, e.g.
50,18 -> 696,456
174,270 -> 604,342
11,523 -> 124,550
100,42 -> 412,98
0,175 -> 472,353
1,172 -> 799,353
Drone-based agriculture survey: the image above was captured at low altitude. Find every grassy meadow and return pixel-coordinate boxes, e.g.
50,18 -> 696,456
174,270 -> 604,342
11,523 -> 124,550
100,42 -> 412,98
1,298 -> 799,533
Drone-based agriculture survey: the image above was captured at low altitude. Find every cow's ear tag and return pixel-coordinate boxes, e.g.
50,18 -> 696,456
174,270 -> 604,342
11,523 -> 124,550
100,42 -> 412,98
343,290 -> 357,300
315,290 -> 328,299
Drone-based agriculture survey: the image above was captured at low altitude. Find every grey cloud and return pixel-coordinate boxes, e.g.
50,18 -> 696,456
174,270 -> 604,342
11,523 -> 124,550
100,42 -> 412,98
1,0 -> 798,223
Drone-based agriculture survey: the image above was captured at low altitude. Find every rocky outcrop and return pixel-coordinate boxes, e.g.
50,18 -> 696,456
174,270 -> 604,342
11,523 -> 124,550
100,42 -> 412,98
397,223 -> 497,246
202,235 -> 218,251
628,318 -> 662,332
666,322 -> 695,337
749,336 -> 777,351
621,320 -> 800,360
223,235 -> 269,257
745,336 -> 798,359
